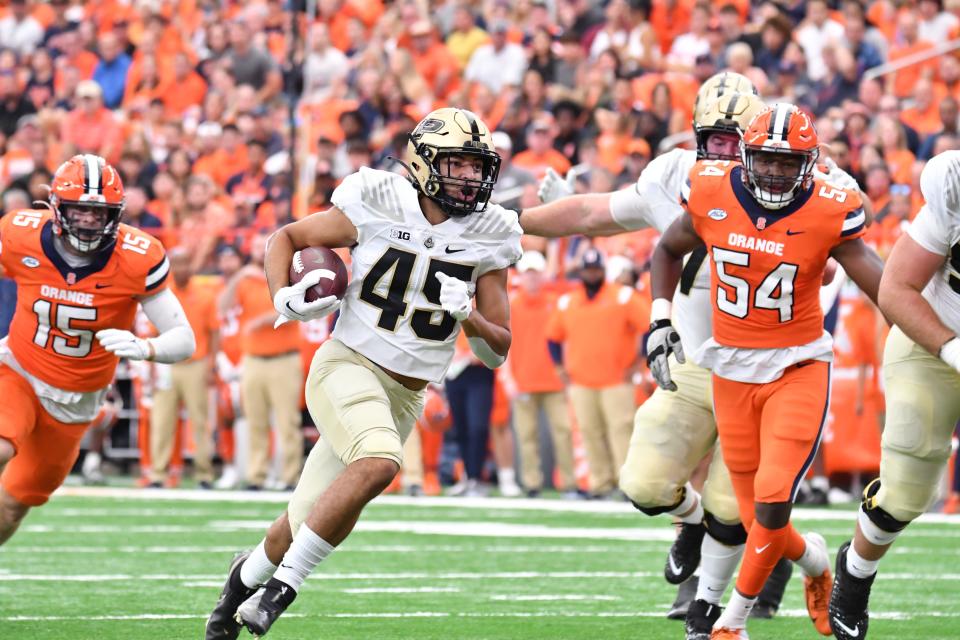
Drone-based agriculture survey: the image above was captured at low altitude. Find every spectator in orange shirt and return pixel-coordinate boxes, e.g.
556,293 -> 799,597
900,78 -> 944,137
546,248 -> 645,497
219,234 -> 303,490
148,247 -> 220,488
509,251 -> 578,498
512,114 -> 572,180
406,19 -> 461,101
60,80 -> 123,164
919,95 -> 960,160
887,11 -> 937,99
177,175 -> 234,273
204,122 -> 249,189
162,51 -> 207,118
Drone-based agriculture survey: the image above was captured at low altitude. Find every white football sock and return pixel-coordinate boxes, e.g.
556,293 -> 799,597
240,540 -> 278,589
272,524 -> 334,593
845,544 -> 880,579
715,590 -> 757,630
668,483 -> 704,525
696,534 -> 744,605
796,533 -> 829,577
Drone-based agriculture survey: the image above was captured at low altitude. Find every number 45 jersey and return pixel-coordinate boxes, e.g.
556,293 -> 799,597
0,209 -> 169,395
330,167 -> 523,382
683,161 -> 865,382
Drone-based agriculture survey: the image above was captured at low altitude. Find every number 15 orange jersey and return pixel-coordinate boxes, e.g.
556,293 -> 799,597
683,161 -> 865,350
0,209 -> 169,392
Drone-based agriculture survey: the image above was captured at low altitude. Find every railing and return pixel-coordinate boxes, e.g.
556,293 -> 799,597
863,38 -> 960,82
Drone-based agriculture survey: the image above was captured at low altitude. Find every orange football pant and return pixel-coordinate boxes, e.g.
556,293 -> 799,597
0,364 -> 91,506
712,361 -> 830,596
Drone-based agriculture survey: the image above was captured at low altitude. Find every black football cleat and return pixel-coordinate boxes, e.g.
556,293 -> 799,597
751,557 -> 793,619
665,521 -> 706,584
235,577 -> 297,637
685,598 -> 722,640
829,541 -> 875,640
206,551 -> 257,640
667,575 -> 699,619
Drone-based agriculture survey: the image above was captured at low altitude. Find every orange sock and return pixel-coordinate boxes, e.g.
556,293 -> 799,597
782,524 -> 807,561
736,521 -> 788,596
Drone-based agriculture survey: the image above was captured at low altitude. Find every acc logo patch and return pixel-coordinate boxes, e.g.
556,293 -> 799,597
21,256 -> 40,268
707,208 -> 727,221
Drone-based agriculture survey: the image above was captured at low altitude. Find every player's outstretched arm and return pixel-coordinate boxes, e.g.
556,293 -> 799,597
876,233 -> 956,362
459,268 -> 512,366
264,207 -> 358,300
647,213 -> 703,391
830,238 -> 884,307
520,191 -> 625,238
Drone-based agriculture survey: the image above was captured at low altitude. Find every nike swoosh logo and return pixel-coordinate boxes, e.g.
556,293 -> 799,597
445,247 -> 466,254
95,283 -> 111,289
833,617 -> 861,637
786,229 -> 804,236
668,556 -> 684,575
755,543 -> 772,554
279,564 -> 293,570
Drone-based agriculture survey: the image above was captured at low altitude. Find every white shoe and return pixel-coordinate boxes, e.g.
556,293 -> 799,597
446,478 -> 470,496
498,470 -> 522,498
82,452 -> 104,484
463,479 -> 490,498
215,465 -> 239,490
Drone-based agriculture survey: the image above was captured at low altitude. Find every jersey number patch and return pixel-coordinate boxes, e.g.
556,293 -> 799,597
359,247 -> 474,341
712,247 -> 798,322
32,300 -> 97,357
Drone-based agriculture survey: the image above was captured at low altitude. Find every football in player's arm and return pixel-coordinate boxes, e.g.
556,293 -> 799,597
0,154 -> 194,547
206,108 -> 521,639
828,150 -> 960,640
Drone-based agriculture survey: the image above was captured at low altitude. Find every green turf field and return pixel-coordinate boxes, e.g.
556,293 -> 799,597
1,487 -> 957,640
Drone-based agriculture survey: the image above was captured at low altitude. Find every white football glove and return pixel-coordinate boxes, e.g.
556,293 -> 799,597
537,167 -> 576,204
96,329 -> 152,361
940,337 -> 960,374
817,157 -> 860,192
273,269 -> 341,328
436,272 -> 473,322
646,319 -> 685,392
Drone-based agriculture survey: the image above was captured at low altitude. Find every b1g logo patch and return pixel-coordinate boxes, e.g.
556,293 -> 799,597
707,208 -> 727,221
390,229 -> 411,241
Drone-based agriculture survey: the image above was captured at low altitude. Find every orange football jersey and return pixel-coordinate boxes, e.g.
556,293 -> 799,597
683,160 -> 865,349
0,209 -> 169,392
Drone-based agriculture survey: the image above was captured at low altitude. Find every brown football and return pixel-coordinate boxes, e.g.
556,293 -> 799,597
289,247 -> 349,302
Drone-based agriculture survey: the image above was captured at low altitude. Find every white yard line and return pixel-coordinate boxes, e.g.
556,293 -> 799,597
341,587 -> 462,594
490,595 -> 621,601
1,571 -> 957,582
5,610 -> 959,622
52,486 -> 960,525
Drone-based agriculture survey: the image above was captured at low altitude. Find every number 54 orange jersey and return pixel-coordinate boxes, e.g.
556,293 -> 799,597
683,160 -> 865,350
0,209 -> 169,392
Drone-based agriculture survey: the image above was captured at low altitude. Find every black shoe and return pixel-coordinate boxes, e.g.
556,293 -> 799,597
829,541 -> 875,640
235,577 -> 297,637
665,521 -> 706,585
205,551 -> 256,640
198,481 -> 214,490
525,488 -> 541,499
751,557 -> 793,619
406,484 -> 423,497
667,575 -> 699,619
685,599 -> 722,640
145,481 -> 163,489
245,484 -> 263,491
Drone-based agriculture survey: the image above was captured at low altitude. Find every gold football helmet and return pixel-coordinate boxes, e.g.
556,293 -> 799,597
694,92 -> 766,160
404,108 -> 501,217
692,71 -> 757,128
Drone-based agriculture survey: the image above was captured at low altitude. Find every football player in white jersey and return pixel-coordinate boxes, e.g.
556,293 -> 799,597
829,150 -> 960,639
520,73 -> 795,640
204,108 -> 522,639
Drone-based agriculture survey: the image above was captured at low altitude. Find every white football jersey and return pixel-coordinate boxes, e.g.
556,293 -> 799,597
608,148 -> 713,363
331,168 -> 523,382
906,150 -> 960,336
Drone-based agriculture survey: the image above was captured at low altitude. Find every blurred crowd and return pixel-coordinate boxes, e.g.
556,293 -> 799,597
0,0 -> 959,509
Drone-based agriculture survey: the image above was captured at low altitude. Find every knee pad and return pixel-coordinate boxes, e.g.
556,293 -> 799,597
704,510 -> 747,546
629,486 -> 686,517
859,479 -> 911,545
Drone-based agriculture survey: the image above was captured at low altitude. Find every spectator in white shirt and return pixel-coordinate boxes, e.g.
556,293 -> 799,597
302,23 -> 348,100
665,4 -> 711,73
0,0 -> 43,57
918,0 -> 959,42
464,21 -> 527,93
796,0 -> 845,81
